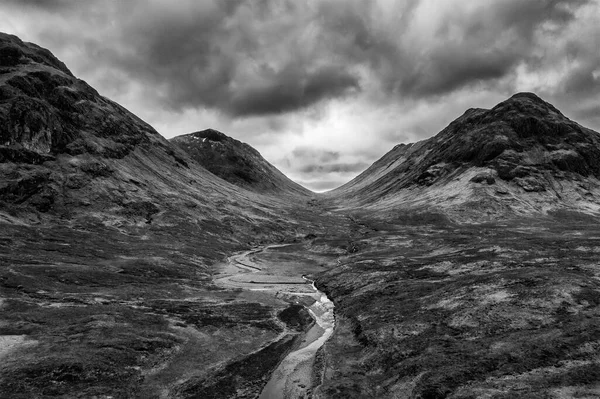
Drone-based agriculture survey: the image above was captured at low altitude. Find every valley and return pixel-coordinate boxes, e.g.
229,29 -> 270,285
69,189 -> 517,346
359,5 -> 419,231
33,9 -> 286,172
2,31 -> 600,399
3,206 -> 600,398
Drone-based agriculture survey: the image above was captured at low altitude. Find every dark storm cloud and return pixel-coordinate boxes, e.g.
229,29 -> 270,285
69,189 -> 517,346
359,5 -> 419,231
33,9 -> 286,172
352,0 -> 593,98
228,66 -> 360,116
3,0 -> 71,8
24,0 -> 361,117
399,49 -> 516,97
8,0 -> 594,114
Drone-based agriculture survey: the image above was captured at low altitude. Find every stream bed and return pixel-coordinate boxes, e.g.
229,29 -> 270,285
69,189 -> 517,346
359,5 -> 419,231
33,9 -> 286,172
215,246 -> 335,398
259,280 -> 335,399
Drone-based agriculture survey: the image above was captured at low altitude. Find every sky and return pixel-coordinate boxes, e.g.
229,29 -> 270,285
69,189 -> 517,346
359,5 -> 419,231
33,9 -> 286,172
1,0 -> 599,192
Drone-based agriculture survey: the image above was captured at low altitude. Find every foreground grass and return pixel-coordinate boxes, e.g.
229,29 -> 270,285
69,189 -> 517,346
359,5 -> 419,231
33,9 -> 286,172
2,204 -> 600,398
312,213 -> 600,398
0,217 -> 291,398
0,198 -> 351,398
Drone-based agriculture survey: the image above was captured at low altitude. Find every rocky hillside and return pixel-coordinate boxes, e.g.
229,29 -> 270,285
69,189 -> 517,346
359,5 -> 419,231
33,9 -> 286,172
0,32 -> 295,228
171,129 -> 311,196
330,93 -> 600,220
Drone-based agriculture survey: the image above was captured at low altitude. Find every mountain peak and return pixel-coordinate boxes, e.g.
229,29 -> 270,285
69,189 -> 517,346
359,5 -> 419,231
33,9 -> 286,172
507,91 -> 545,102
0,32 -> 73,77
170,129 -> 312,196
191,128 -> 229,142
491,91 -> 564,118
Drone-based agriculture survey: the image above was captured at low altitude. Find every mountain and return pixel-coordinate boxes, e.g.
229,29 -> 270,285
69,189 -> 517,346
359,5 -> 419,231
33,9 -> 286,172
0,32 -> 294,228
313,94 -> 600,397
330,93 -> 600,220
170,129 -> 311,196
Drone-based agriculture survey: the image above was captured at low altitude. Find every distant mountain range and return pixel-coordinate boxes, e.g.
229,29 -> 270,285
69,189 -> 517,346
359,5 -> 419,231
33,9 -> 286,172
3,30 -> 600,223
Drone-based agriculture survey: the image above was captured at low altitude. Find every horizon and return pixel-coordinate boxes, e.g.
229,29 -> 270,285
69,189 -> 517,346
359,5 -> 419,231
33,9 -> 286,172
1,0 -> 599,191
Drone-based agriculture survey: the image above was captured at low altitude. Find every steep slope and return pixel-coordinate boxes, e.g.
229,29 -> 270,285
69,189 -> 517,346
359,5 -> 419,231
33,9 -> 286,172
171,129 -> 312,196
330,93 -> 600,220
0,32 -> 293,226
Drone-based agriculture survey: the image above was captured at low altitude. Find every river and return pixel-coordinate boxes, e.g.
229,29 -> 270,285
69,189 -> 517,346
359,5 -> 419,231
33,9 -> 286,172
259,279 -> 335,399
214,245 -> 335,399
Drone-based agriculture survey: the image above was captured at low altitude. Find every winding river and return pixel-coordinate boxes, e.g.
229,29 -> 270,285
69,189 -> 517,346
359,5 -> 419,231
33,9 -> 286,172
214,245 -> 335,399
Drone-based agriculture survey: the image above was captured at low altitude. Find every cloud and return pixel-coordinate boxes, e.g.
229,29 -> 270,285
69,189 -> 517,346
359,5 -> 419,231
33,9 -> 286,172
299,162 -> 370,175
4,0 -> 596,110
279,144 -> 371,190
562,64 -> 600,95
3,0 -> 72,9
228,66 -> 360,116
14,0 -> 361,117
348,0 -> 593,99
13,0 -> 592,114
291,147 -> 340,164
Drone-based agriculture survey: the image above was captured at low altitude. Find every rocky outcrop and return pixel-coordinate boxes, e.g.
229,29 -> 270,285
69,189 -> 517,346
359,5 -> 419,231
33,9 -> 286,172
0,46 -> 155,159
0,33 -> 165,216
470,171 -> 496,185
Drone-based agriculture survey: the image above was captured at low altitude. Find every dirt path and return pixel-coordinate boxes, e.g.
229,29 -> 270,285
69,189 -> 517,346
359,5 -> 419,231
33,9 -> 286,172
214,245 -> 335,399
